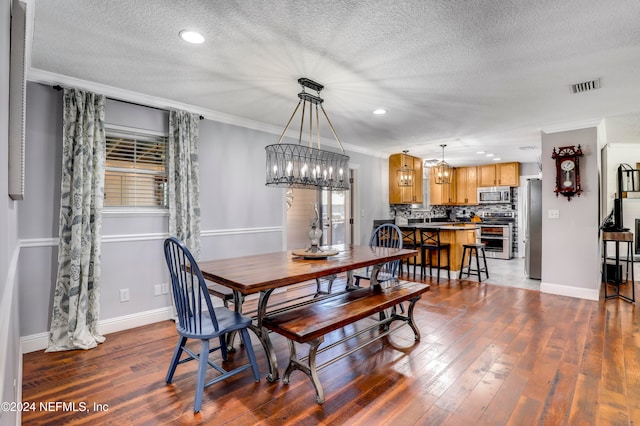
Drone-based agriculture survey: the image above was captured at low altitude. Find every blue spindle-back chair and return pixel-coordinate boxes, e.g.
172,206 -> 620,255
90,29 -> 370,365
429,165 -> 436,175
353,223 -> 403,287
163,237 -> 260,413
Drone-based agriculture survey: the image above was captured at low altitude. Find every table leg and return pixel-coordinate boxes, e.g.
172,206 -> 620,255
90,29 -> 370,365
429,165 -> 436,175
631,243 -> 636,302
225,291 -> 246,352
603,239 -> 635,303
251,288 -> 280,382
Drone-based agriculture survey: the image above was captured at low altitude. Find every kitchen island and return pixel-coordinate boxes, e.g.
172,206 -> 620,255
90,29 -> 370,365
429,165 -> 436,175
401,223 -> 479,278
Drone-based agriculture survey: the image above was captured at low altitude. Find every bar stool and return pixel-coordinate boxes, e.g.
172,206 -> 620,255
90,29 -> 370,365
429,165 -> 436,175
419,228 -> 450,283
400,227 -> 420,279
460,243 -> 489,282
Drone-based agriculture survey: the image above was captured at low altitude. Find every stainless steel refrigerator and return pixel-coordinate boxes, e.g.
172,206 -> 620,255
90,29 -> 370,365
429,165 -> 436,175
524,179 -> 542,279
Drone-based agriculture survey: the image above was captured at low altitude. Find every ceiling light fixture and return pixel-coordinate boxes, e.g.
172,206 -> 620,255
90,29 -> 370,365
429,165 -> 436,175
373,108 -> 387,115
476,151 -> 485,155
265,78 -> 350,191
397,150 -> 414,187
179,30 -> 204,44
486,153 -> 494,157
434,144 -> 452,185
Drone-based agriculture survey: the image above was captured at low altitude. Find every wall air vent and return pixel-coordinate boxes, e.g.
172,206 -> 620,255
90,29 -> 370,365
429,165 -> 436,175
518,146 -> 536,151
570,78 -> 601,94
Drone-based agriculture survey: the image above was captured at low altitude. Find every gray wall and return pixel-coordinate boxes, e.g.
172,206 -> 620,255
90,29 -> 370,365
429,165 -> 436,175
540,127 -> 600,299
1,0 -> 21,421
18,81 -> 385,339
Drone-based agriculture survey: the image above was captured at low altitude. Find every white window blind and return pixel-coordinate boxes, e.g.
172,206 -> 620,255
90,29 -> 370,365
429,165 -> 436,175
104,130 -> 168,208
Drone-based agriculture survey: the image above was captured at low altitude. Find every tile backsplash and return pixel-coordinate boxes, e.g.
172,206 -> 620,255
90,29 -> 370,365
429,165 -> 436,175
390,187 -> 520,255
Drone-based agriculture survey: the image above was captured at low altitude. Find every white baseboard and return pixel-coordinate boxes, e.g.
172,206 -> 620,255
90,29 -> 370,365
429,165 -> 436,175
540,281 -> 600,301
20,306 -> 175,354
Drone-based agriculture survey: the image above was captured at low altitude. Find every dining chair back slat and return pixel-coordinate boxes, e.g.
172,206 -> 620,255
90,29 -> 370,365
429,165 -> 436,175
354,223 -> 403,286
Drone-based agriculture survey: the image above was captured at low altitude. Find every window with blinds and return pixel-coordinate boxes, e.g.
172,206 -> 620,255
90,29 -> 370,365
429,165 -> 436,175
104,130 -> 168,208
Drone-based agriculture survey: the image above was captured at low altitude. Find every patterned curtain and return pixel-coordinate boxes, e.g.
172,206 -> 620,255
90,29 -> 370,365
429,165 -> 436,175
168,110 -> 201,258
47,89 -> 106,352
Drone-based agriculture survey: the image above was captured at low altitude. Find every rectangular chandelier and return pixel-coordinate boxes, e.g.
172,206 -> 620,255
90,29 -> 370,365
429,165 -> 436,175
265,78 -> 350,191
266,143 -> 349,190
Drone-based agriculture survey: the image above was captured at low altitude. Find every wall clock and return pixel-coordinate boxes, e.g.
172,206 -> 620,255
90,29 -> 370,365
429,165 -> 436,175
551,145 -> 583,200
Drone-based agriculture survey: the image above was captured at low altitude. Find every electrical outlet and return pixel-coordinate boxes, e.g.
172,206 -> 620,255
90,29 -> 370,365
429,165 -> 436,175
120,288 -> 130,302
154,284 -> 162,296
548,209 -> 560,219
161,283 -> 169,294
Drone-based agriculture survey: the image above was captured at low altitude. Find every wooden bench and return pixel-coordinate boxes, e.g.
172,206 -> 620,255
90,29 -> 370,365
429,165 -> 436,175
263,281 -> 430,403
206,282 -> 234,307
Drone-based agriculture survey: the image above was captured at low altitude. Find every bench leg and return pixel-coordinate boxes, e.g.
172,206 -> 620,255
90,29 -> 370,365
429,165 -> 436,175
406,297 -> 422,341
282,337 -> 326,404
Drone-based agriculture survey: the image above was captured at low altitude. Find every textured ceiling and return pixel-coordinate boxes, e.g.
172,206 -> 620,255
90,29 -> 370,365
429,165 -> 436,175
27,0 -> 640,165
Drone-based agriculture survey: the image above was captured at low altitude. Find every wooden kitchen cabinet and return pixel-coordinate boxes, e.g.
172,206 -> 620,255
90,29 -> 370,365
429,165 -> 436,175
478,162 -> 520,187
497,162 -> 520,186
430,167 -> 454,205
389,153 -> 423,204
478,164 -> 497,187
454,166 -> 478,205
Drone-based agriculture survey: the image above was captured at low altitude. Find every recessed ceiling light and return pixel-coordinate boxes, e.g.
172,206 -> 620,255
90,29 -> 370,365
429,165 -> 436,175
493,157 -> 501,161
179,30 -> 204,44
486,153 -> 494,157
373,108 -> 387,115
476,151 -> 485,154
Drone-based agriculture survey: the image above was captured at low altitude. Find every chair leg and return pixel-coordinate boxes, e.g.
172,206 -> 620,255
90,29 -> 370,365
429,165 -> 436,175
446,248 -> 451,279
460,247 -> 467,278
481,248 -> 489,279
240,328 -> 261,382
436,250 -> 441,284
475,248 -> 482,282
465,248 -> 473,278
194,339 -> 210,413
429,250 -> 433,277
219,335 -> 228,361
166,336 -> 187,383
412,255 -> 417,280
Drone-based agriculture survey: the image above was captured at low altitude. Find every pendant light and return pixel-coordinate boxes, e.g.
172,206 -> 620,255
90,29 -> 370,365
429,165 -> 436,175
265,78 -> 350,191
435,144 -> 452,184
397,150 -> 414,187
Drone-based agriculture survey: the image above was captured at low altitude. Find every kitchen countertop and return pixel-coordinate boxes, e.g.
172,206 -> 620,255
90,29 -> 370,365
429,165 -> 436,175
402,223 -> 479,230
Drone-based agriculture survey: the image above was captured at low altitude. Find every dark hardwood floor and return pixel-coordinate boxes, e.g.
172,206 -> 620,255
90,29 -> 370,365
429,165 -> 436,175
21,275 -> 640,425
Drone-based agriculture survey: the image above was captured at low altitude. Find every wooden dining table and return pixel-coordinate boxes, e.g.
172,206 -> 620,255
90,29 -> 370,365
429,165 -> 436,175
198,244 -> 418,381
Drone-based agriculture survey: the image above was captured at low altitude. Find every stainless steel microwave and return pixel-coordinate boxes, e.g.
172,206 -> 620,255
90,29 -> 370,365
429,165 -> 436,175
477,186 -> 511,204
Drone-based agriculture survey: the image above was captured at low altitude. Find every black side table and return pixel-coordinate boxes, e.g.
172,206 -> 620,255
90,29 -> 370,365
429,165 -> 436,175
602,231 -> 635,303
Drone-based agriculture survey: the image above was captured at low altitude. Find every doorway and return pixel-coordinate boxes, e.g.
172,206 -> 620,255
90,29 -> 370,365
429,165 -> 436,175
285,170 -> 354,249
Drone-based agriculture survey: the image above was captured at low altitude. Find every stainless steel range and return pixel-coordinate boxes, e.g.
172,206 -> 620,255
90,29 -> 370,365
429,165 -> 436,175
477,211 -> 515,259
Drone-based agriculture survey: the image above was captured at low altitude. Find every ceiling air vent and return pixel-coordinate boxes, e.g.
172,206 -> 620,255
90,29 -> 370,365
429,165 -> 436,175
570,78 -> 601,94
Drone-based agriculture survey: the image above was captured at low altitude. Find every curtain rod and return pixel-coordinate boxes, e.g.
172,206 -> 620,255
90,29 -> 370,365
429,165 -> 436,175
52,85 -> 204,120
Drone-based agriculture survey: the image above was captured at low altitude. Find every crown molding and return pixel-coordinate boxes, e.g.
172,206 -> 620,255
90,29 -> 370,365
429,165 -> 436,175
541,118 -> 604,135
26,68 -> 382,158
